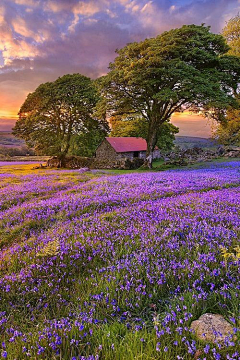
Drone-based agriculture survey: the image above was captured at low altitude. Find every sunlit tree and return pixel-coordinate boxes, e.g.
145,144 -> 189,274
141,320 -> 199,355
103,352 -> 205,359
13,74 -> 108,166
215,15 -> 240,146
101,24 -> 240,167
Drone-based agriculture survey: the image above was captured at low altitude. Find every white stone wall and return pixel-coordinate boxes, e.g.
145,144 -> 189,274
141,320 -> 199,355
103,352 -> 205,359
117,150 -> 160,160
153,149 -> 161,159
116,152 -> 134,160
139,151 -> 146,159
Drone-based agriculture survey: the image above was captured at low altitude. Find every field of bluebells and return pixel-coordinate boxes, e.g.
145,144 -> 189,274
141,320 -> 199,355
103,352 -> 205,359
0,161 -> 239,360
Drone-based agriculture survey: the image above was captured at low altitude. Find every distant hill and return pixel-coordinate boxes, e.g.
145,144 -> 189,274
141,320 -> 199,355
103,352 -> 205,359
0,131 -> 25,148
174,136 -> 218,150
0,132 -> 218,151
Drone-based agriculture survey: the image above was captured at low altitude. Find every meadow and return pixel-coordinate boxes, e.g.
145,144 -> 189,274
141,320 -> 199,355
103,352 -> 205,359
0,161 -> 239,360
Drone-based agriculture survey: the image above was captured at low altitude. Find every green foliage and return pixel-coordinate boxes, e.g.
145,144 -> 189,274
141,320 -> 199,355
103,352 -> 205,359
215,100 -> 240,145
69,118 -> 108,157
101,24 -> 240,167
13,74 -> 109,163
37,239 -> 60,257
110,115 -> 179,151
214,15 -> 240,145
222,14 -> 240,57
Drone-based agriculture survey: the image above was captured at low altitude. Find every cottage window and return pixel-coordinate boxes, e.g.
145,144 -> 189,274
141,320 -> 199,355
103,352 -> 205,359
133,151 -> 139,158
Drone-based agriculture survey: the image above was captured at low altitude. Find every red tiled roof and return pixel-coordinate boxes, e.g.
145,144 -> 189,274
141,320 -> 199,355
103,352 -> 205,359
106,137 -> 157,153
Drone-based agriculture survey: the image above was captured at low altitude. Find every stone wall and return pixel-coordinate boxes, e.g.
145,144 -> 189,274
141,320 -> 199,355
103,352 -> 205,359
130,150 -> 161,160
153,149 -> 161,159
47,156 -> 92,169
92,157 -> 144,169
96,139 -> 117,161
47,155 -> 144,170
163,146 -> 240,166
139,151 -> 146,159
116,152 -> 134,160
96,139 -> 161,161
119,150 -> 161,160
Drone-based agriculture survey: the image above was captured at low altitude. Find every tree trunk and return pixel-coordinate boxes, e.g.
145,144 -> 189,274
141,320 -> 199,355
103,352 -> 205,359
56,130 -> 72,168
144,124 -> 158,169
56,153 -> 66,168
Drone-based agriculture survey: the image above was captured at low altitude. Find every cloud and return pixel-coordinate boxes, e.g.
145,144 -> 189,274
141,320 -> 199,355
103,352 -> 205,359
171,113 -> 213,138
0,2 -> 41,64
0,0 -> 239,132
0,78 -> 34,119
73,1 -> 103,16
0,118 -> 16,131
13,0 -> 39,6
11,16 -> 44,41
129,0 -> 239,35
0,15 -> 134,117
44,0 -> 78,13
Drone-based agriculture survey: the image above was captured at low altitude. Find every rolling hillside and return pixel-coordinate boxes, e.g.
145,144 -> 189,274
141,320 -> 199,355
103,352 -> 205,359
0,132 -> 217,150
0,131 -> 25,148
174,136 -> 218,149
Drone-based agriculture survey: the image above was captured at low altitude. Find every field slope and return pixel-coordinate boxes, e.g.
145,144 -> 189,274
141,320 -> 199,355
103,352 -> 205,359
0,161 -> 239,359
0,132 -> 25,148
174,136 -> 218,149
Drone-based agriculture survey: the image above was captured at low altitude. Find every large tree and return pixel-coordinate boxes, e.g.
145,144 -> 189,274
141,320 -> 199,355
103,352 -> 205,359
214,15 -> 240,146
214,106 -> 240,145
110,114 -> 179,151
69,119 -> 109,157
13,74 -> 108,166
101,24 -> 240,167
222,14 -> 240,57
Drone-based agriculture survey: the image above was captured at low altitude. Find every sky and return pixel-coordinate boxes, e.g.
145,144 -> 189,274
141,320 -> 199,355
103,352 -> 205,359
0,0 -> 239,137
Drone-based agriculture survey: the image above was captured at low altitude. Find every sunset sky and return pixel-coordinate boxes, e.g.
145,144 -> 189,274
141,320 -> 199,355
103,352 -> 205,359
0,0 -> 239,136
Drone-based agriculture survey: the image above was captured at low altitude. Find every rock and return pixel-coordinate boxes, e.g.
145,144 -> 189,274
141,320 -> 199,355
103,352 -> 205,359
78,167 -> 90,173
223,146 -> 240,158
164,158 -> 188,166
217,146 -> 225,156
47,155 -> 144,170
190,313 -> 235,344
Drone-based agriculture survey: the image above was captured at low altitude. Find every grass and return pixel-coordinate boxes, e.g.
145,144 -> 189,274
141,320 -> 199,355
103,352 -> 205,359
0,160 -> 239,359
107,157 -> 240,174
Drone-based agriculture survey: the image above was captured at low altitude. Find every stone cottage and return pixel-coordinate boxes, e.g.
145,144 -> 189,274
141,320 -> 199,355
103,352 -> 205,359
95,137 -> 161,161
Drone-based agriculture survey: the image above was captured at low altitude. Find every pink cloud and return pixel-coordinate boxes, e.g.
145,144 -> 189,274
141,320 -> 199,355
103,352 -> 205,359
0,0 -> 238,133
171,113 -> 213,138
0,118 -> 16,131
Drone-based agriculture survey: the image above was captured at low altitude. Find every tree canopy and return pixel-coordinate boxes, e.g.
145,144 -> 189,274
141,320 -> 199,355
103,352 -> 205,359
214,15 -> 240,146
110,114 -> 179,151
215,106 -> 240,145
222,14 -> 240,57
13,74 -> 109,166
101,24 -> 240,167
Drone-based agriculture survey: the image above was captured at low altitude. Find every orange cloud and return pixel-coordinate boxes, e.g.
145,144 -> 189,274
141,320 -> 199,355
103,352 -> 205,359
11,17 -> 42,41
0,13 -> 40,64
0,80 -> 31,120
0,110 -> 18,119
45,0 -> 104,16
12,0 -> 38,6
0,118 -> 16,131
73,1 -> 103,16
171,112 -> 213,138
0,0 -> 237,135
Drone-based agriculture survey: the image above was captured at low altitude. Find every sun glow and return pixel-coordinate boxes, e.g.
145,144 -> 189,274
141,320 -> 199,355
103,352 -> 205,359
0,110 -> 18,119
